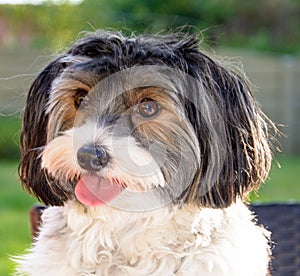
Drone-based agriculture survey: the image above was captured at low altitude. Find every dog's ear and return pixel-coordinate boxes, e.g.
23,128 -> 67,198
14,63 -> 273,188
183,51 -> 273,208
19,57 -> 69,206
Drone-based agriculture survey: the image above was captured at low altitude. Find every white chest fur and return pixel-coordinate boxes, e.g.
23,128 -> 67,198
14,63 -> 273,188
15,200 -> 270,276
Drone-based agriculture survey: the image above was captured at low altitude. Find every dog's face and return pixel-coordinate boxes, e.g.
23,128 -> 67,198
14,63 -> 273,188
19,31 -> 272,209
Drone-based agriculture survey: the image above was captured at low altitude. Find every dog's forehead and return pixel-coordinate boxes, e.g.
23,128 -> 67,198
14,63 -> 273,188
55,59 -> 185,100
61,59 -> 110,87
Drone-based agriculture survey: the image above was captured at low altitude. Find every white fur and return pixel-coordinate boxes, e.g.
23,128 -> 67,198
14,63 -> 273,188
42,123 -> 165,191
15,200 -> 270,276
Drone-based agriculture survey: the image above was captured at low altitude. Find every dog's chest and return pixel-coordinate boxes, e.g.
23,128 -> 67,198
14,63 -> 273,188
28,201 -> 269,276
61,203 -> 199,273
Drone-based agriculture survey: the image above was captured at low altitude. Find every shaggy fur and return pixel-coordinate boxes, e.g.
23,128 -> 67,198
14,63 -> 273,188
16,201 -> 270,275
15,30 -> 273,275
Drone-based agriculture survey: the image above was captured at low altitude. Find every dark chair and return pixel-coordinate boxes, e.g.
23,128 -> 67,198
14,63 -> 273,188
251,204 -> 300,276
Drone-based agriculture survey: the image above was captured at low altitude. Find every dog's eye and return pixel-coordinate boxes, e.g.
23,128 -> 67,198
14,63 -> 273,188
137,98 -> 160,118
74,90 -> 88,109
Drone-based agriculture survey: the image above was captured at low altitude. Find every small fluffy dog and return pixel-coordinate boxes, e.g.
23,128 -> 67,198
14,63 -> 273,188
16,31 -> 273,275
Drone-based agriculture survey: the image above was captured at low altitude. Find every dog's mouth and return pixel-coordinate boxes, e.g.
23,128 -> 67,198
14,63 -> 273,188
74,175 -> 123,207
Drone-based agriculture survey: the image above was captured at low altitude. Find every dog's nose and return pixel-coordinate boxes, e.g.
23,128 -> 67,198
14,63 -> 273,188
77,145 -> 109,171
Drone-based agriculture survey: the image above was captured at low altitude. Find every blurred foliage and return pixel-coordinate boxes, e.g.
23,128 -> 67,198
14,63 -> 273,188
0,116 -> 21,160
0,0 -> 299,54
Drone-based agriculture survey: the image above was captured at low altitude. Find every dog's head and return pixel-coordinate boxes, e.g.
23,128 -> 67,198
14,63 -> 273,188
19,31 -> 273,209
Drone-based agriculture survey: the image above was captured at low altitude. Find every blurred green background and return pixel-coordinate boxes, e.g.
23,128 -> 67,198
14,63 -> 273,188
0,0 -> 300,274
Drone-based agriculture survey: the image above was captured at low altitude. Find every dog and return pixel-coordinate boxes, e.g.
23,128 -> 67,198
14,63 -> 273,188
15,30 -> 273,275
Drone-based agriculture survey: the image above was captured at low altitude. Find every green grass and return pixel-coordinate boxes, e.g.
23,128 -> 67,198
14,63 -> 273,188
0,156 -> 299,275
0,161 -> 36,275
250,155 -> 300,203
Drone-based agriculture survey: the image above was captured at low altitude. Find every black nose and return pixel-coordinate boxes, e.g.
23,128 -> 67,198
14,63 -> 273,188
77,145 -> 109,171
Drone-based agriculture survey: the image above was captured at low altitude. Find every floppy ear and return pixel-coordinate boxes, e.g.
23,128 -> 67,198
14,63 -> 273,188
183,53 -> 273,208
19,57 -> 69,206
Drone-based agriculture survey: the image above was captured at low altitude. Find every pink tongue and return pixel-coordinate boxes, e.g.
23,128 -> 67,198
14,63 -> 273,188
75,175 -> 122,207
